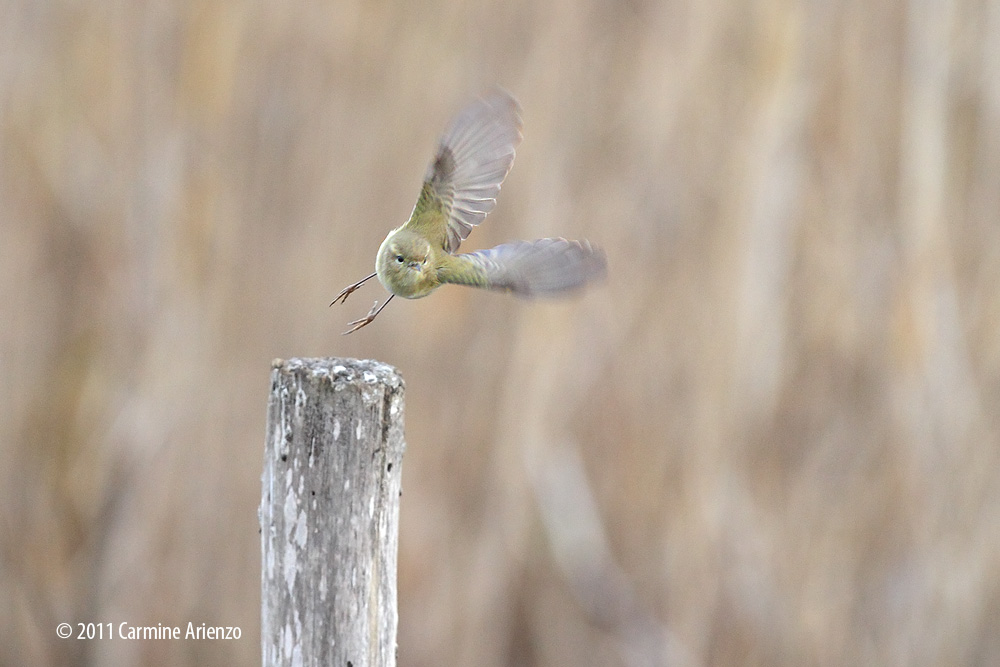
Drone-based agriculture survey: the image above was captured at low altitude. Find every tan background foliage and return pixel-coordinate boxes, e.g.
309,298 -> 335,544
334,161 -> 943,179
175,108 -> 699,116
3,0 -> 1000,665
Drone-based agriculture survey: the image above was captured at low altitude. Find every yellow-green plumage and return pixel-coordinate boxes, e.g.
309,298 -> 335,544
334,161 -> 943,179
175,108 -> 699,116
333,90 -> 606,333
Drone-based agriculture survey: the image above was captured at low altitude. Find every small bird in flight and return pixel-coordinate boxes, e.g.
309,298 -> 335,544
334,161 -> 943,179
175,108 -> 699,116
332,90 -> 606,334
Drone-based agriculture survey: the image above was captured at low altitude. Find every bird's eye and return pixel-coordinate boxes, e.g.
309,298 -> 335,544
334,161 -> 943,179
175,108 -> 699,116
395,255 -> 404,264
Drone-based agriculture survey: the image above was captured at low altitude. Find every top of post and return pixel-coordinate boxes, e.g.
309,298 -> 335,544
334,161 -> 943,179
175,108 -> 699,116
271,357 -> 405,390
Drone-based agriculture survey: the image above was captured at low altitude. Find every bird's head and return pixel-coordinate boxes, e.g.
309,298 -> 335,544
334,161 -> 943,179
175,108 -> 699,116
375,229 -> 438,298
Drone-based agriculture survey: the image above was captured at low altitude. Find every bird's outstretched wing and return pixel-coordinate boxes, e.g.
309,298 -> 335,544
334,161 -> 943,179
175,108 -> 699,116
407,90 -> 523,253
439,238 -> 607,296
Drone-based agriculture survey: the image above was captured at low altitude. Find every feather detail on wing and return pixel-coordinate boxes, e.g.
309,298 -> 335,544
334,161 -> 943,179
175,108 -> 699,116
440,238 -> 607,296
414,90 -> 523,253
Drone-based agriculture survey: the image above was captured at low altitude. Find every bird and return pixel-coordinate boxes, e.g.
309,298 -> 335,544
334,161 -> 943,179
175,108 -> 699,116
331,90 -> 606,334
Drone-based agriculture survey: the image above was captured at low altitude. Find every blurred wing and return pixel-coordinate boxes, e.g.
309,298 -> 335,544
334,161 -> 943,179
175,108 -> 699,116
409,90 -> 523,252
441,238 -> 607,296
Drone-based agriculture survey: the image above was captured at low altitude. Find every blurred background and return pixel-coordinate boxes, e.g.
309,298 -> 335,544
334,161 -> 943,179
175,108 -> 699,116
3,0 -> 1000,665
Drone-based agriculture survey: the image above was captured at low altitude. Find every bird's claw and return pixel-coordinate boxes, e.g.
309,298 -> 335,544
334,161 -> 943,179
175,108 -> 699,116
330,283 -> 360,306
330,272 -> 377,307
342,301 -> 380,335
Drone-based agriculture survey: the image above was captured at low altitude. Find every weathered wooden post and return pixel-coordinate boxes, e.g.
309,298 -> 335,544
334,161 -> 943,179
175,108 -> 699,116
261,358 -> 405,667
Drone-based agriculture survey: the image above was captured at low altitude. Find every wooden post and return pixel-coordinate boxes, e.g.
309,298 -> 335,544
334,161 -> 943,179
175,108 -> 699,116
261,358 -> 405,667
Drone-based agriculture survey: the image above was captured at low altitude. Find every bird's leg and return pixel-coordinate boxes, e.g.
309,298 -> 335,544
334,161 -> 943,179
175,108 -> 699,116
342,295 -> 395,335
330,272 -> 377,306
